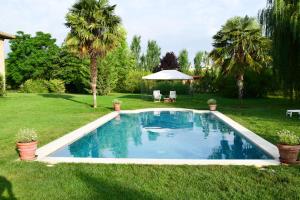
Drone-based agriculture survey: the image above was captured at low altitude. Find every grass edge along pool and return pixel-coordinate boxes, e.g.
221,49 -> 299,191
36,108 -> 280,166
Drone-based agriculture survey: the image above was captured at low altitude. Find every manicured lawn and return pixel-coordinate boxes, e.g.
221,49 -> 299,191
0,93 -> 300,199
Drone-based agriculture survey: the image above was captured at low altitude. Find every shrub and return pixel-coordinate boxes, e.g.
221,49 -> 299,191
113,99 -> 122,104
207,99 -> 217,105
0,74 -> 5,96
20,79 -> 49,93
277,130 -> 300,145
151,81 -> 190,95
124,70 -> 150,93
16,128 -> 37,143
193,69 -> 218,94
47,79 -> 65,93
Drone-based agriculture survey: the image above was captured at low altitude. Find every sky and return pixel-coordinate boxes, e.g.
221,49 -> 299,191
1,0 -> 267,60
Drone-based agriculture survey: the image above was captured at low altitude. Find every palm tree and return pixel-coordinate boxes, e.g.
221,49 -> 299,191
210,16 -> 271,100
65,0 -> 121,108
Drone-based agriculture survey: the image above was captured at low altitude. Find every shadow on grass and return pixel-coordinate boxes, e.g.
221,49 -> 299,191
0,176 -> 16,200
76,171 -> 159,200
39,94 -> 92,107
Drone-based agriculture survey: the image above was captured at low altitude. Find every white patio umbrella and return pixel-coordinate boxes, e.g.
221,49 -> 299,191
142,70 -> 193,80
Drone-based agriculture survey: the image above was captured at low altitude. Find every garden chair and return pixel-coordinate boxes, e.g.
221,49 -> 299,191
286,110 -> 300,118
169,91 -> 176,102
153,90 -> 162,102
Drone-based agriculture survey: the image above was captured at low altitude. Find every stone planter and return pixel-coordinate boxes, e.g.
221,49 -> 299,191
277,144 -> 300,164
114,103 -> 121,111
17,141 -> 37,161
209,104 -> 217,111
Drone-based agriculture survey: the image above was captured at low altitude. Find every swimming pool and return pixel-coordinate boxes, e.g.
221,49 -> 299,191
36,109 -> 280,166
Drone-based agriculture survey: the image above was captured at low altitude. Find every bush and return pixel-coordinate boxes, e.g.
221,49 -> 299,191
216,68 -> 276,98
277,130 -> 300,145
20,79 -> 49,93
47,79 -> 65,93
193,69 -> 218,94
124,70 -> 150,93
207,99 -> 217,105
151,81 -> 190,95
0,74 -> 5,96
16,128 -> 37,143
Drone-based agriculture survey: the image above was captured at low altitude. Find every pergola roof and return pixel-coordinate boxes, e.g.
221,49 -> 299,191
142,70 -> 193,80
0,31 -> 15,40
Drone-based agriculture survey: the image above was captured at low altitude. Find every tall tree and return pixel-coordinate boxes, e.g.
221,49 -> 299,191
194,51 -> 210,75
145,40 -> 161,72
6,31 -> 60,88
130,35 -> 141,69
210,16 -> 271,100
155,52 -> 179,72
194,51 -> 204,75
65,0 -> 121,108
260,0 -> 300,100
178,49 -> 190,72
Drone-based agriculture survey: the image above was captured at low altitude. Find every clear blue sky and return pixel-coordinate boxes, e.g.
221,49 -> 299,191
1,0 -> 266,60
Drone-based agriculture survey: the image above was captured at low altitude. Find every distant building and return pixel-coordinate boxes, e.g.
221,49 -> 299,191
0,31 -> 15,90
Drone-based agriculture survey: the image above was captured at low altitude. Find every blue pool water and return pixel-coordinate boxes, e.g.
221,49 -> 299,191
50,111 -> 272,159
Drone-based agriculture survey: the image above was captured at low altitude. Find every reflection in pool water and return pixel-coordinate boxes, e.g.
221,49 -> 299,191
50,111 -> 272,159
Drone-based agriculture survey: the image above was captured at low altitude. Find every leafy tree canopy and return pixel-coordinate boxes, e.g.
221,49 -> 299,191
260,0 -> 300,99
178,49 -> 190,73
130,35 -> 142,69
210,16 -> 271,99
6,31 -> 60,88
155,52 -> 179,72
145,40 -> 161,72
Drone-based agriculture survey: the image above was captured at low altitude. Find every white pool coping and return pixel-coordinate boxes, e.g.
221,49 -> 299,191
36,108 -> 280,166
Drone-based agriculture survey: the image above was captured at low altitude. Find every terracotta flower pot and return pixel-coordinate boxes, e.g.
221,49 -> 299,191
209,104 -> 217,111
277,144 -> 300,164
114,103 -> 121,111
17,141 -> 37,161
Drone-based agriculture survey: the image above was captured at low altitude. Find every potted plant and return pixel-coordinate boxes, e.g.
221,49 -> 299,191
113,99 -> 122,111
16,128 -> 38,161
207,99 -> 217,111
277,130 -> 300,164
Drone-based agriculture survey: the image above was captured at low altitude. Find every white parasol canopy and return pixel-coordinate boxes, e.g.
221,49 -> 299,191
142,70 -> 193,80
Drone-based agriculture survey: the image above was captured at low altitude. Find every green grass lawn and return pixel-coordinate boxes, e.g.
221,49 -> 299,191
0,93 -> 300,200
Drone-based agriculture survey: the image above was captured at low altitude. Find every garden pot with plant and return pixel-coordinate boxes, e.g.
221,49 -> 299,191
16,128 -> 38,161
113,99 -> 122,111
207,99 -> 217,111
277,130 -> 300,164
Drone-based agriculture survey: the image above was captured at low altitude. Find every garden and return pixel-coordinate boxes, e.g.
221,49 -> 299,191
0,0 -> 300,199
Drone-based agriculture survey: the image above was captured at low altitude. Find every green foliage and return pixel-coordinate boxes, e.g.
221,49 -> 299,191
16,128 -> 37,143
54,47 -> 90,93
193,69 -> 218,93
194,51 -> 209,75
112,99 -> 122,104
178,49 -> 190,73
66,0 -> 122,107
130,35 -> 142,69
46,79 -> 66,93
260,0 -> 300,100
151,81 -> 190,95
98,29 -> 135,95
210,16 -> 271,99
207,99 -> 217,105
124,70 -> 149,93
20,79 -> 49,93
6,31 -> 60,88
277,130 -> 300,145
145,40 -> 161,72
217,69 -> 276,98
0,74 -> 5,96
156,52 -> 179,72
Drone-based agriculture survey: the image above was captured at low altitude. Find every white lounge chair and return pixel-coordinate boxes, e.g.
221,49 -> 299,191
286,110 -> 300,118
169,91 -> 176,102
153,90 -> 162,102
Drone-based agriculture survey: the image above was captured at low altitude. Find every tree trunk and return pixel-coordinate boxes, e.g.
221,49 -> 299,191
90,56 -> 98,108
237,74 -> 244,101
